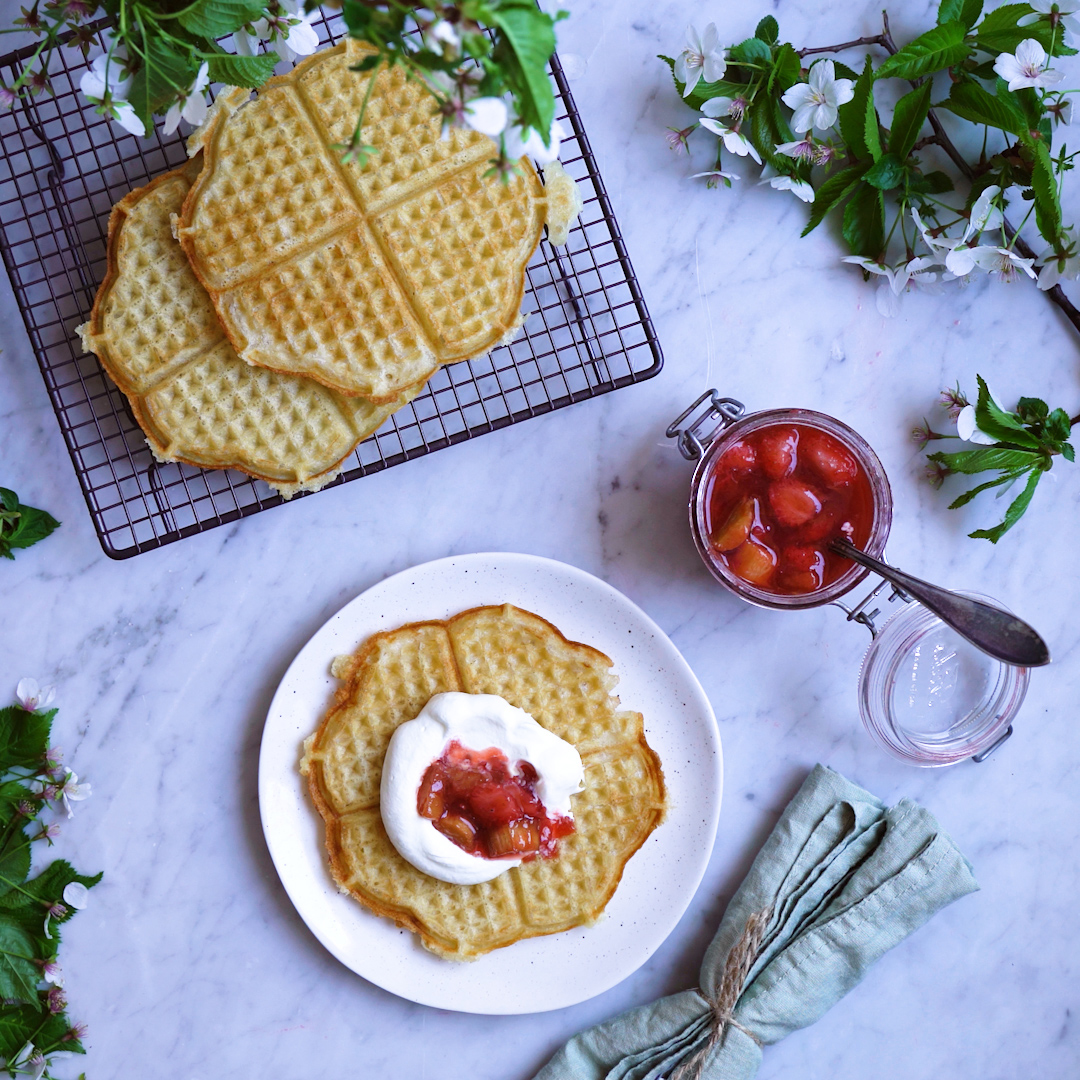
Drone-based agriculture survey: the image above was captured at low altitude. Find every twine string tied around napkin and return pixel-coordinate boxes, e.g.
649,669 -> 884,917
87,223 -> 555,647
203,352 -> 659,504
670,906 -> 773,1080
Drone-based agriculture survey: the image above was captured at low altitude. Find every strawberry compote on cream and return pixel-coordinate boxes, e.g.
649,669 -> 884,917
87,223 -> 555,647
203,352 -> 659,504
705,423 -> 875,595
417,740 -> 574,861
380,693 -> 584,885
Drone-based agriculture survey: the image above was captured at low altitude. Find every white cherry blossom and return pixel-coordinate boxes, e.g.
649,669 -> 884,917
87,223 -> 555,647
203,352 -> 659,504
79,48 -> 145,137
964,185 -> 1004,240
691,168 -> 739,188
763,174 -> 815,202
235,1 -> 319,63
56,770 -> 91,819
1036,229 -> 1080,288
843,255 -> 938,316
947,244 -> 1036,281
698,117 -> 761,162
993,39 -> 1064,90
1020,0 -> 1080,47
5,1042 -> 45,1080
957,404 -> 998,444
62,882 -> 89,910
675,24 -> 726,98
163,62 -> 209,136
463,96 -> 509,137
781,60 -> 854,133
14,679 -> 54,713
503,117 -> 565,164
775,135 -> 816,161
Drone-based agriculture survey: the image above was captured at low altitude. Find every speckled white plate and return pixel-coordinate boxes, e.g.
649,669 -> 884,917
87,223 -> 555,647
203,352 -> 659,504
259,552 -> 722,1014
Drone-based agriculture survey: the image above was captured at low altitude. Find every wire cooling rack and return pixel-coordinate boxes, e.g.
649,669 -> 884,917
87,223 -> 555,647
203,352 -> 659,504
0,15 -> 662,559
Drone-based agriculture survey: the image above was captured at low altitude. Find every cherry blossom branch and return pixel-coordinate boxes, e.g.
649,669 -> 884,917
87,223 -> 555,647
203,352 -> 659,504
799,10 -> 1080,337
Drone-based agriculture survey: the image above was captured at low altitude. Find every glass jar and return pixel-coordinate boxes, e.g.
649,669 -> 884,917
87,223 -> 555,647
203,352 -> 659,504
668,390 -> 1035,767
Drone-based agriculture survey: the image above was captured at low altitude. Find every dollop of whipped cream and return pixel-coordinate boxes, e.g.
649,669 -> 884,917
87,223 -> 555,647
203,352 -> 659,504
380,692 -> 584,885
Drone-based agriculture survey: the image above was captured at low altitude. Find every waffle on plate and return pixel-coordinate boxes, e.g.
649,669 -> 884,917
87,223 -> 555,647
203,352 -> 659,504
301,604 -> 666,961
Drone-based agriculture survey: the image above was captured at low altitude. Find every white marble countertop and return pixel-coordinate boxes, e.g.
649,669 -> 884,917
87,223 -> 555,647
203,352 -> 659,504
2,0 -> 1079,1076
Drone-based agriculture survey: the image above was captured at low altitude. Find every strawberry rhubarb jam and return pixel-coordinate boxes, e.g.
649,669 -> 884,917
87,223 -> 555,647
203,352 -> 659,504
704,422 -> 875,595
417,739 -> 574,860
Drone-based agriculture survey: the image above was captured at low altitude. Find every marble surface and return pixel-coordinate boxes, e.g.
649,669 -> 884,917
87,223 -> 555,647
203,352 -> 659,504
2,0 -> 1080,1076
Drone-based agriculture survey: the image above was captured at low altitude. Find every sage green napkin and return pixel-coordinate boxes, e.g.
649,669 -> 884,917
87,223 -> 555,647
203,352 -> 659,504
534,765 -> 978,1080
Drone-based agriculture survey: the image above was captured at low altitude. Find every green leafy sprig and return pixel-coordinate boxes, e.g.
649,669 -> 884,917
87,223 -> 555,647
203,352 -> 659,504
5,1 -> 566,177
0,490 -> 59,562
922,376 -> 1076,541
0,684 -> 100,1078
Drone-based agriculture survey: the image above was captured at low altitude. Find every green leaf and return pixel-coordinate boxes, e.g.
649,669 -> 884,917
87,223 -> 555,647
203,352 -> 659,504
729,37 -> 772,65
939,0 -> 984,28
128,36 -> 195,134
177,0 -> 265,38
913,169 -> 955,193
1047,407 -> 1072,442
205,52 -> 277,88
0,843 -> 32,902
0,490 -> 16,514
938,78 -> 1030,140
1032,139 -> 1063,244
755,15 -> 779,44
876,22 -> 971,80
969,467 -> 1043,542
750,90 -> 793,168
0,1005 -> 73,1058
975,2 -> 1077,55
931,447 -> 1042,473
1062,443 -> 1076,462
1016,396 -> 1050,422
771,42 -> 801,92
489,1 -> 558,136
0,920 -> 39,1004
864,86 -> 882,162
842,183 -> 885,257
800,163 -> 868,235
947,470 -> 1028,508
5,506 -> 59,551
0,708 -> 51,773
839,55 -> 875,159
890,80 -> 933,158
975,375 -> 1043,447
864,152 -> 906,190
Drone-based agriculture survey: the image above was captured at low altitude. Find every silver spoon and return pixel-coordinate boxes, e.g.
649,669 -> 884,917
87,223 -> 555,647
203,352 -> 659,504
828,537 -> 1050,668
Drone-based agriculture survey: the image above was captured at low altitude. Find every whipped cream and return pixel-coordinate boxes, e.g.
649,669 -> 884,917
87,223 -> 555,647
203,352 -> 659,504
380,692 -> 585,885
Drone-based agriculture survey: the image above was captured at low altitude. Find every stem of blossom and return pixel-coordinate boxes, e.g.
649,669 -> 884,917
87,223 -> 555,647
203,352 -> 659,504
797,34 -> 889,59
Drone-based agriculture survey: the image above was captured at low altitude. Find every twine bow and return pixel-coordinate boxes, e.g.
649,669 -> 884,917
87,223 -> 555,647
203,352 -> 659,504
669,906 -> 773,1080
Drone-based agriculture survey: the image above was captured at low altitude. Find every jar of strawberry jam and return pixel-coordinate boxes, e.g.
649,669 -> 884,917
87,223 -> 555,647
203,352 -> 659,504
671,394 -> 892,610
668,391 -> 1038,767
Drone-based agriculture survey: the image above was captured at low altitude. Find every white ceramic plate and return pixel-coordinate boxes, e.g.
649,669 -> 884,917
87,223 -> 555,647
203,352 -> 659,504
259,552 -> 722,1014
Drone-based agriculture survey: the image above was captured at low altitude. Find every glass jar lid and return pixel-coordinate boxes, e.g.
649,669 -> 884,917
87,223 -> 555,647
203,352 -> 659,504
858,596 -> 1029,767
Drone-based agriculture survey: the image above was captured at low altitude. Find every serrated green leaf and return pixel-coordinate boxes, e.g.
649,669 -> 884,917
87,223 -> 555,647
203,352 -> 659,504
970,467 -> 1042,541
177,0 -> 265,38
842,183 -> 885,257
750,89 -> 793,169
915,169 -> 955,193
947,469 -> 1028,508
876,22 -> 971,80
1032,139 -> 1063,244
938,78 -> 1030,140
801,163 -> 868,235
755,15 -> 779,44
0,862 -> 102,911
128,36 -> 195,134
205,52 -> 277,88
1062,443 -> 1076,462
489,2 -> 557,136
890,80 -> 933,158
0,490 -> 16,514
6,506 -> 59,551
864,87 -> 882,162
0,1004 -> 73,1058
932,447 -> 1042,473
839,55 -> 875,159
771,42 -> 801,91
0,842 -> 31,902
1017,396 -> 1050,421
975,2 -> 1077,55
0,709 -> 51,773
864,152 -> 906,189
975,375 -> 1043,447
0,920 -> 39,1004
730,37 -> 772,65
940,0 -> 984,28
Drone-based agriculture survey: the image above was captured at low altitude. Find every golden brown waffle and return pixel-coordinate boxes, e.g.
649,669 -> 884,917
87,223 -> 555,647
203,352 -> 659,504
301,604 -> 666,961
79,159 -> 415,497
177,41 -> 555,401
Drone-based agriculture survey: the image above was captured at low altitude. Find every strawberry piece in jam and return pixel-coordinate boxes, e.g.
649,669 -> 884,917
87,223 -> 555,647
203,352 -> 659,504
704,422 -> 875,596
417,740 -> 574,861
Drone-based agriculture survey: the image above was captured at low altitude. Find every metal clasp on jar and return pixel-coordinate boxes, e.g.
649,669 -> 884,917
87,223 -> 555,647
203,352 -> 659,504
666,390 -> 745,461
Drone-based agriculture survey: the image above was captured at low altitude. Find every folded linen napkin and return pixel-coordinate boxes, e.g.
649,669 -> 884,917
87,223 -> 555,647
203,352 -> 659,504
534,764 -> 978,1080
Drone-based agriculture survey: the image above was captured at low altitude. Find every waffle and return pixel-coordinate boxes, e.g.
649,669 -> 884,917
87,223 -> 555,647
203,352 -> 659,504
177,40 -> 571,402
301,604 -> 666,961
79,158 -> 414,497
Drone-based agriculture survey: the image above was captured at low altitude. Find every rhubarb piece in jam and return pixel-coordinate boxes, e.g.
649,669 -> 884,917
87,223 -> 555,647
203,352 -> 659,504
704,423 -> 875,595
416,740 -> 574,861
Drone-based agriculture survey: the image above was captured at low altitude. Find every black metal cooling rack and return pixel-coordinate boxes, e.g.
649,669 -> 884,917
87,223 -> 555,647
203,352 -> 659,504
0,14 -> 662,559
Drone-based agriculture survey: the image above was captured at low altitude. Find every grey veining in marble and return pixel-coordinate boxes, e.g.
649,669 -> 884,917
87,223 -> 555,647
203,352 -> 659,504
2,0 -> 1079,1076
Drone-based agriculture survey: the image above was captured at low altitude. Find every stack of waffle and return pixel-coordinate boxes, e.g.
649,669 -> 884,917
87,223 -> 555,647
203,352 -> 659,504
80,40 -> 581,497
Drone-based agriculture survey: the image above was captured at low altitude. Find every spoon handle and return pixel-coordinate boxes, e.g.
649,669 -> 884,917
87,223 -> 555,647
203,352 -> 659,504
828,538 -> 1050,668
